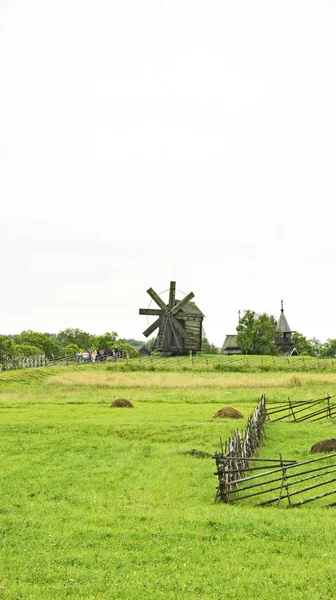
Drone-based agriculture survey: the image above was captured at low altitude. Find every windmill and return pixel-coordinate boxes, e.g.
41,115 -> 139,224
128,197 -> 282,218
139,281 -> 205,355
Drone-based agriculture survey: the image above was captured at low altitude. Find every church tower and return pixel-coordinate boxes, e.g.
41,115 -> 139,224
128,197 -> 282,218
275,300 -> 297,356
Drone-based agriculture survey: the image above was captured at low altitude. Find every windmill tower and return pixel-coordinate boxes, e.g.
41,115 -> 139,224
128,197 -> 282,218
139,281 -> 205,355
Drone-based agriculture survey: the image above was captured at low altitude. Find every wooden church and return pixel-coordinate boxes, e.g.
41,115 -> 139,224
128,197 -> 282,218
222,301 -> 298,356
274,300 -> 297,356
139,281 -> 204,355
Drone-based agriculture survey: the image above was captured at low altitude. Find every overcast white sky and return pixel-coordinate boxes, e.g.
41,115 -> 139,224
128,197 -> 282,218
1,0 -> 336,346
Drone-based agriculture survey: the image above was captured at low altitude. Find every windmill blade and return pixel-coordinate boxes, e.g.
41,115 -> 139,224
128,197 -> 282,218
171,315 -> 188,339
143,317 -> 162,338
139,308 -> 162,316
169,317 -> 182,349
164,313 -> 191,321
170,292 -> 195,316
140,307 -> 191,320
159,315 -> 169,347
146,288 -> 169,313
168,281 -> 176,309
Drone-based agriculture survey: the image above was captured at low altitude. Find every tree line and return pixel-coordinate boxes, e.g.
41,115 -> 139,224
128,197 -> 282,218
0,329 -> 140,364
1,313 -> 332,363
236,310 -> 334,357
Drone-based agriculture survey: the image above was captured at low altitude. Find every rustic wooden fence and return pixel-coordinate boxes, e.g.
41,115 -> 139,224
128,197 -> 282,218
3,354 -> 46,370
267,395 -> 336,423
117,354 -> 336,372
3,351 -> 336,373
213,395 -> 268,502
214,394 -> 336,507
216,453 -> 336,508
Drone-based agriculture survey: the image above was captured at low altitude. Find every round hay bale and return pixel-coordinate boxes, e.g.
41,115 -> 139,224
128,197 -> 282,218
310,439 -> 336,454
213,406 -> 244,419
110,398 -> 134,408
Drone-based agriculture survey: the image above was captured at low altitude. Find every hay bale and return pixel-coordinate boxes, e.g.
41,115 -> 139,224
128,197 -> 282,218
310,439 -> 336,454
213,406 -> 244,419
110,398 -> 134,408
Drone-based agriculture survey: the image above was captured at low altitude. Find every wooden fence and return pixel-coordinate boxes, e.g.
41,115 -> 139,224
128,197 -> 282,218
113,353 -> 336,372
3,351 -> 336,373
267,395 -> 336,423
214,394 -> 336,507
3,354 -> 46,370
213,395 -> 268,502
216,453 -> 336,508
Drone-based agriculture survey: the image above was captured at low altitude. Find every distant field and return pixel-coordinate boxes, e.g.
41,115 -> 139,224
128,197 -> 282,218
112,352 -> 336,372
3,352 -> 335,374
1,364 -> 336,599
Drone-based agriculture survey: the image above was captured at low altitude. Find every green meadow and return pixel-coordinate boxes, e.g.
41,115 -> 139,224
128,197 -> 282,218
1,364 -> 336,599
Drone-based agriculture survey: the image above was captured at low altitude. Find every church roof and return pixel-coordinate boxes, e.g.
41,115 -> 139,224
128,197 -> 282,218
223,334 -> 239,348
276,300 -> 292,333
222,334 -> 242,352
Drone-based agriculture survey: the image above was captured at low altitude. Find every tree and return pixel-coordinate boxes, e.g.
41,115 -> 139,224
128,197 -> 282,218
123,338 -> 144,349
320,339 -> 336,358
15,330 -> 61,358
291,332 -> 313,356
309,337 -> 322,357
291,332 -> 321,356
13,344 -> 43,357
236,310 -> 278,355
57,328 -> 92,350
0,336 -> 16,363
94,332 -> 118,352
117,341 -> 139,358
64,344 -> 80,357
202,333 -> 219,354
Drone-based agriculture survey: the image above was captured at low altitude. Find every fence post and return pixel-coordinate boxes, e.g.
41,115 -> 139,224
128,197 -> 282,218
288,397 -> 296,421
278,453 -> 291,507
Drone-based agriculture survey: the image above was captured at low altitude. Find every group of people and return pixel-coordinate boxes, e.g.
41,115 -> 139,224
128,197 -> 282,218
77,348 -> 123,364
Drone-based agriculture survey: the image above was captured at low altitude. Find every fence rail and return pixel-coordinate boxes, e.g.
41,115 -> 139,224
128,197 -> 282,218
3,351 -> 336,373
214,394 -> 336,508
213,395 -> 267,502
3,354 -> 46,370
267,395 -> 336,423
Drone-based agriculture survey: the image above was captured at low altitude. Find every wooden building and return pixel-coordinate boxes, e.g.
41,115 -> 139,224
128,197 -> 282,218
275,300 -> 298,356
139,281 -> 204,355
222,310 -> 242,355
222,302 -> 298,356
222,334 -> 243,355
138,345 -> 151,357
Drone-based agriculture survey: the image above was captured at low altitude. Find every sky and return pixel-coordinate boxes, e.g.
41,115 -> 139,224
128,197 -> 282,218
1,0 -> 336,347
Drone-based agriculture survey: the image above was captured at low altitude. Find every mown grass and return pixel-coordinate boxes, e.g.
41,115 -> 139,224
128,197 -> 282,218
1,365 -> 336,599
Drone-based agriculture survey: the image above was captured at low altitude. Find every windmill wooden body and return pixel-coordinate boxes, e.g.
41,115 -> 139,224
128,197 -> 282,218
139,281 -> 204,354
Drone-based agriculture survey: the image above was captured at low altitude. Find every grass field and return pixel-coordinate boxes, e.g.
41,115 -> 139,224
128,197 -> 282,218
105,352 -> 336,373
1,364 -> 336,599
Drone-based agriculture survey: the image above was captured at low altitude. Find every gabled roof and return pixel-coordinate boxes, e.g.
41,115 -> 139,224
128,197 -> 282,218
276,300 -> 292,333
222,334 -> 240,349
139,345 -> 151,356
178,300 -> 205,317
